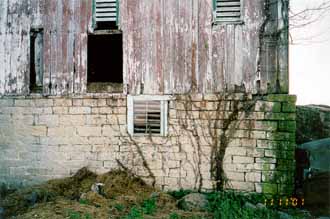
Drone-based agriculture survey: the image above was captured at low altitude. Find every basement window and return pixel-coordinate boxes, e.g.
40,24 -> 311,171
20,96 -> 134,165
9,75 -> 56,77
213,0 -> 242,23
87,33 -> 123,93
127,96 -> 170,136
30,28 -> 44,93
94,0 -> 119,30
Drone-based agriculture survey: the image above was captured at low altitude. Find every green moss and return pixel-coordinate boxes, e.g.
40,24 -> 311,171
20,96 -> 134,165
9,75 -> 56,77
264,112 -> 296,121
265,94 -> 297,103
282,102 -> 296,113
267,132 -> 295,142
261,124 -> 295,195
262,183 -> 278,194
278,121 -> 296,132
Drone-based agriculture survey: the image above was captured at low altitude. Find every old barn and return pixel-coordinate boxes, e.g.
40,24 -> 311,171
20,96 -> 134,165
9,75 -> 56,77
0,0 -> 295,194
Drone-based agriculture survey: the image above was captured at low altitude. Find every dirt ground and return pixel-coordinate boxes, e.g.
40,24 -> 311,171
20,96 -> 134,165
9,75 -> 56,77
0,168 -> 209,219
1,168 -> 328,219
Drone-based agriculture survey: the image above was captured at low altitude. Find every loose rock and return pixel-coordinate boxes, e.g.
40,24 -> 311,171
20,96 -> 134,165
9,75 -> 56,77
244,202 -> 256,209
278,211 -> 293,219
177,193 -> 209,212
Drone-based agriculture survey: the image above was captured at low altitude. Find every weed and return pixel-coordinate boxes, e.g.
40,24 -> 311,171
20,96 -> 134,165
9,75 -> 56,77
84,213 -> 92,219
124,206 -> 143,219
205,191 -> 276,219
67,209 -> 81,219
114,203 -> 125,212
141,197 -> 157,215
169,212 -> 180,219
79,199 -> 89,205
122,197 -> 158,218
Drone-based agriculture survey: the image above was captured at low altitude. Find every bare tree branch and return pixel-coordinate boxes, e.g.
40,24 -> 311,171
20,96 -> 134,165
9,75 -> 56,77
289,0 -> 330,44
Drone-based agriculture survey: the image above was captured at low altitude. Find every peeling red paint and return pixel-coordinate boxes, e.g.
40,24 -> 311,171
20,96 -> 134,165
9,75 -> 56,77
0,0 -> 288,96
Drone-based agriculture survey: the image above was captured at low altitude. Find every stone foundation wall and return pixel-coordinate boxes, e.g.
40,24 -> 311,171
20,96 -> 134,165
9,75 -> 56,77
0,93 -> 296,194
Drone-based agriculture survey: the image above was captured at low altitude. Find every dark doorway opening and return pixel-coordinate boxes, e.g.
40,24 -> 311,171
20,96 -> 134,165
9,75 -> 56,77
95,21 -> 118,30
30,28 -> 44,93
87,33 -> 123,92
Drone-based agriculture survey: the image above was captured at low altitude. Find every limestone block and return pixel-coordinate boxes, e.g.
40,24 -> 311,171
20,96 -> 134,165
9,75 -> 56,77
59,115 -> 85,126
85,115 -> 107,125
35,99 -> 54,107
52,107 -> 68,114
252,121 -> 278,131
47,127 -> 76,137
266,132 -> 295,141
225,147 -> 246,156
238,112 -> 265,120
54,99 -> 72,107
72,99 -> 83,106
246,148 -> 265,157
255,101 -> 281,112
83,99 -> 98,107
282,102 -> 296,113
108,115 -> 126,125
69,107 -> 91,115
226,181 -> 254,191
245,172 -> 261,182
97,99 -> 107,107
264,112 -> 296,121
14,99 -> 34,107
254,163 -> 276,171
77,126 -> 102,137
265,94 -> 296,103
232,156 -> 254,164
255,157 -> 276,163
102,125 -> 121,137
240,138 -> 257,147
0,99 -> 14,107
31,126 -> 47,136
278,121 -> 296,132
92,107 -> 112,114
225,172 -> 245,181
37,115 -> 59,127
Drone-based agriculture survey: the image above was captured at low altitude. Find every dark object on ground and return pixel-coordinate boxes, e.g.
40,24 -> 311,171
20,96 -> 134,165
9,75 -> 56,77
0,207 -> 4,219
295,148 -> 310,195
298,138 -> 330,173
295,139 -> 330,216
303,172 -> 330,217
296,105 -> 330,144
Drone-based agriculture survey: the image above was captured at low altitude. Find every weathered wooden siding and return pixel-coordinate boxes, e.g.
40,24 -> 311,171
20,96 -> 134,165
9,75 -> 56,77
0,0 -> 92,96
0,0 -> 289,96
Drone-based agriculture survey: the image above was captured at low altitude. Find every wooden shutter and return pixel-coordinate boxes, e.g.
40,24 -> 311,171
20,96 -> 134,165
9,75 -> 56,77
95,0 -> 118,23
214,0 -> 241,22
133,100 -> 161,134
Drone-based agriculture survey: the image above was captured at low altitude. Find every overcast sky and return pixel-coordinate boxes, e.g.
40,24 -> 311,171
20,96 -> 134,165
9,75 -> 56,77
290,0 -> 330,105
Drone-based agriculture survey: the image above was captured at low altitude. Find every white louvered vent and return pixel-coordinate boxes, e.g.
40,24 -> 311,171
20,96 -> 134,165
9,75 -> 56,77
133,100 -> 161,134
95,0 -> 118,23
215,0 -> 241,22
127,96 -> 170,136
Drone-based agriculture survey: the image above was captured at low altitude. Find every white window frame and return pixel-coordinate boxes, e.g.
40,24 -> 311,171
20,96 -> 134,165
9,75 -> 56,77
127,95 -> 171,136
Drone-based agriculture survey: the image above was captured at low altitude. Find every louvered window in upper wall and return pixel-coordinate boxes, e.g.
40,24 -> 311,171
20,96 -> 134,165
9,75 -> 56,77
94,0 -> 119,29
213,0 -> 242,23
128,96 -> 169,136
